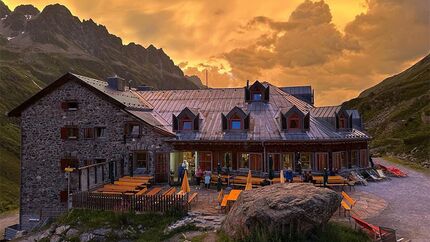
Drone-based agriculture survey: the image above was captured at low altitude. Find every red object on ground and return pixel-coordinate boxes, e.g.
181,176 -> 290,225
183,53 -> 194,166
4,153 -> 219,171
376,164 -> 407,177
351,215 -> 388,238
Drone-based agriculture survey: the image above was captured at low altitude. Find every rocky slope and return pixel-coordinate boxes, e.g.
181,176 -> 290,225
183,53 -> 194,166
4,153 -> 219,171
344,55 -> 430,167
0,1 -> 200,213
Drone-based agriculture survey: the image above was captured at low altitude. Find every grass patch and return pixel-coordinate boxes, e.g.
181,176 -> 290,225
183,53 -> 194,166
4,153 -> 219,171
216,222 -> 370,242
383,156 -> 430,174
55,209 -> 188,241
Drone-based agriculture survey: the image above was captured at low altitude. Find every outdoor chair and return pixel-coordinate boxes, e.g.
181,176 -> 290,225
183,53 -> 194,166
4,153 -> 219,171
351,215 -> 394,240
366,170 -> 383,181
376,169 -> 390,180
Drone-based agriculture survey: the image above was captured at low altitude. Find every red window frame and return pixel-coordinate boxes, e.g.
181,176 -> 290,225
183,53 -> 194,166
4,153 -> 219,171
288,113 -> 301,129
339,114 -> 346,129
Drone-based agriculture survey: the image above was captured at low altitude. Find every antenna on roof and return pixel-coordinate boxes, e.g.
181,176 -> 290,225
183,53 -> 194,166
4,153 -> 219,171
205,69 -> 208,89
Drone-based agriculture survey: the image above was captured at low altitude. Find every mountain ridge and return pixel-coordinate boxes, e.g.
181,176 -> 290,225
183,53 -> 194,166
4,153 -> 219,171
0,1 -> 201,213
344,54 -> 430,167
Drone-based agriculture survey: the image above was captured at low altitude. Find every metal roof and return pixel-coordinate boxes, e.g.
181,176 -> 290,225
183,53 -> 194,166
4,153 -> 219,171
21,73 -> 368,142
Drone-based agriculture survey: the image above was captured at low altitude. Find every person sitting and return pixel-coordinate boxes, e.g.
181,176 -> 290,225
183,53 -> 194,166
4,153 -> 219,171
260,178 -> 270,186
308,171 -> 313,183
303,171 -> 309,182
284,168 -> 294,182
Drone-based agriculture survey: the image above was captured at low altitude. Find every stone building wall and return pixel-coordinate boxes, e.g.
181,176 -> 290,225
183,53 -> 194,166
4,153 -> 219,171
19,80 -> 172,231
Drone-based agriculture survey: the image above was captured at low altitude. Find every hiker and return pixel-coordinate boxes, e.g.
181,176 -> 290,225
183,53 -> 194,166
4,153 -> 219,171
195,166 -> 203,187
204,169 -> 211,189
323,168 -> 329,187
178,163 -> 184,184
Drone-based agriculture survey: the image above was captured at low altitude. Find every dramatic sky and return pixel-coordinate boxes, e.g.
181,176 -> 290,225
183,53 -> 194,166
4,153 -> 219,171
5,0 -> 430,105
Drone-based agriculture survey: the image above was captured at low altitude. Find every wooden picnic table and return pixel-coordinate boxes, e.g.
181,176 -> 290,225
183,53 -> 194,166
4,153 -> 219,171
146,187 -> 162,196
122,176 -> 153,180
114,181 -> 146,187
227,189 -> 242,202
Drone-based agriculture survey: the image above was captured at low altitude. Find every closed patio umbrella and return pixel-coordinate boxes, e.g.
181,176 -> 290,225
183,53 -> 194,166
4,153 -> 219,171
245,170 -> 252,190
280,169 -> 285,183
181,172 -> 190,193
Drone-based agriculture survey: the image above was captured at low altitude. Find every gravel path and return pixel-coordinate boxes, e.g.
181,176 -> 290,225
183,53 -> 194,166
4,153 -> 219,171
354,158 -> 430,241
0,211 -> 18,240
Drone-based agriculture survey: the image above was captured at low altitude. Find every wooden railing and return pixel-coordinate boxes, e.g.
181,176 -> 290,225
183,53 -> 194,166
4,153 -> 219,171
71,191 -> 188,213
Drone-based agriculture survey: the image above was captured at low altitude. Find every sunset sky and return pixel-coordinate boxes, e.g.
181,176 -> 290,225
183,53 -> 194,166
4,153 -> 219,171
4,0 -> 430,105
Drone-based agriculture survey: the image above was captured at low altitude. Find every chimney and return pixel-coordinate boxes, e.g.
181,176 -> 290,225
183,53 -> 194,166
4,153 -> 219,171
246,80 -> 249,88
107,75 -> 126,91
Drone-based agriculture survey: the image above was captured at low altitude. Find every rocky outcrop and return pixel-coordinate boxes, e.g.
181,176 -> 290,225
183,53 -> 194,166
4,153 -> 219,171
221,183 -> 341,240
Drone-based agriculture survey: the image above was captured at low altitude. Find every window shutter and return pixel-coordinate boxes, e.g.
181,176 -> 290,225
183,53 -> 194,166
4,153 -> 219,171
73,128 -> 79,139
60,102 -> 68,110
61,127 -> 68,139
194,114 -> 199,131
172,115 -> 178,131
59,190 -> 68,203
124,123 -> 129,136
304,113 -> 310,130
264,86 -> 270,102
221,114 -> 227,130
335,113 -> 339,129
60,159 -> 69,171
281,114 -> 287,130
244,114 -> 250,130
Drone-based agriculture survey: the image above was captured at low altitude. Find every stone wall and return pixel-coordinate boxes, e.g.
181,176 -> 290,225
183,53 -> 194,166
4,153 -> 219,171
19,80 -> 172,231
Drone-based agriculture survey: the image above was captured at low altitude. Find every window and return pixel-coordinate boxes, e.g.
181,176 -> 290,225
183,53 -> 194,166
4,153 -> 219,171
199,152 -> 212,172
333,152 -> 347,170
231,120 -> 242,130
95,127 -> 106,138
135,152 -> 148,168
351,150 -> 359,167
238,153 -> 249,169
62,100 -> 78,111
250,154 -> 262,171
252,93 -> 262,101
61,127 -> 79,140
125,123 -> 140,137
269,154 -> 281,171
360,149 -> 368,168
84,128 -> 94,139
300,153 -> 312,170
282,153 -> 294,170
221,152 -> 232,169
288,113 -> 301,129
182,121 -> 192,130
339,114 -> 347,129
315,153 -> 328,171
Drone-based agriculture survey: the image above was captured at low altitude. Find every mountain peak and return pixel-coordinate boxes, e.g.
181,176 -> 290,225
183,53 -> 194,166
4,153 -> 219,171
0,0 -> 11,18
13,4 -> 39,16
40,4 -> 73,19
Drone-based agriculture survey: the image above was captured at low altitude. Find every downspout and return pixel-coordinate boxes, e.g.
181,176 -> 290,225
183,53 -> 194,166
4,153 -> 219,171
262,140 -> 267,172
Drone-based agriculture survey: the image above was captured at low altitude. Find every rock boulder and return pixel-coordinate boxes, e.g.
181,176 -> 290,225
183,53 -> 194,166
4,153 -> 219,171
221,183 -> 341,240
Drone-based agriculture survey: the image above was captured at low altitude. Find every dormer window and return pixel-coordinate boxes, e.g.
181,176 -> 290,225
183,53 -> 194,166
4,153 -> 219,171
245,80 -> 270,102
288,113 -> 301,129
181,119 -> 193,130
339,114 -> 347,129
281,105 -> 310,132
173,107 -> 200,132
336,108 -> 352,130
222,106 -> 249,131
252,93 -> 262,101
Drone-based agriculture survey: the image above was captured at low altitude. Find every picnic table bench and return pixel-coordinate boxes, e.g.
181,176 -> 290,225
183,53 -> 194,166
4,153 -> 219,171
313,176 -> 352,190
146,187 -> 162,196
162,187 -> 176,196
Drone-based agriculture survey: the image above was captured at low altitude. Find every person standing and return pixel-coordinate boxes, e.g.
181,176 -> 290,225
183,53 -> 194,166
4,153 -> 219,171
178,163 -> 184,184
195,166 -> 203,188
204,169 -> 211,189
323,168 -> 328,187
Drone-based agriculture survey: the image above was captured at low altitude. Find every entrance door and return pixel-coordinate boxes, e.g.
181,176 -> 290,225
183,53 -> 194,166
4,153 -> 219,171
155,153 -> 169,183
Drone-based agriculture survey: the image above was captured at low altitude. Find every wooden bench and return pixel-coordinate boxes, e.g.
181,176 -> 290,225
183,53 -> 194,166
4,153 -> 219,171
114,181 -> 145,187
341,191 -> 356,208
340,200 -> 351,216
